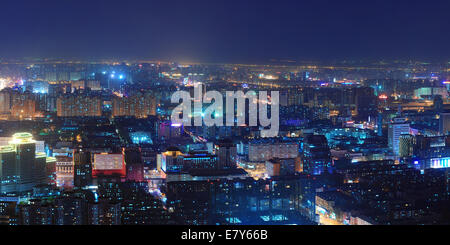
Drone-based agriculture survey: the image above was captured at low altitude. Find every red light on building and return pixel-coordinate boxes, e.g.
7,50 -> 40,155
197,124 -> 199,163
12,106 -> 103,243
379,94 -> 388,100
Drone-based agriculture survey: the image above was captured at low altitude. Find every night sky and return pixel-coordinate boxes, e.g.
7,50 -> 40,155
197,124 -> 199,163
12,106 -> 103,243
1,0 -> 449,63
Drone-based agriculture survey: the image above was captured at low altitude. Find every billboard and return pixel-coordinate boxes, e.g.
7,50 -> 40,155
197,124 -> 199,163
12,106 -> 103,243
93,153 -> 126,177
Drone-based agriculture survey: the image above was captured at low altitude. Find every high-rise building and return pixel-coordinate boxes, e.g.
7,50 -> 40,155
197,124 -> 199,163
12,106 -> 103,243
354,87 -> 378,122
265,159 -> 281,177
0,201 -> 17,225
124,148 -> 144,182
73,149 -> 93,188
388,118 -> 410,156
0,90 -> 11,118
434,95 -> 444,112
54,195 -> 86,225
46,156 -> 57,187
414,87 -> 448,99
88,200 -> 121,225
161,147 -> 184,173
0,133 -> 49,194
112,92 -> 156,118
399,134 -> 415,157
439,112 -> 450,135
19,199 -> 57,225
301,135 -> 331,175
10,92 -> 40,120
158,121 -> 182,139
377,113 -> 383,136
56,156 -> 74,189
0,145 -> 16,193
215,140 -> 237,169
57,94 -> 102,117
207,176 -> 315,225
247,140 -> 298,162
166,181 -> 211,225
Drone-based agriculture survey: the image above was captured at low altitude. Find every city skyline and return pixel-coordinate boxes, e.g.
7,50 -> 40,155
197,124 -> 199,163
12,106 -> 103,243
2,0 -> 450,233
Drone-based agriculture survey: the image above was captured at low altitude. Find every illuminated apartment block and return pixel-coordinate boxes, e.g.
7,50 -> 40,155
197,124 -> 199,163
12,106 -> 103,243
57,94 -> 102,117
112,92 -> 156,118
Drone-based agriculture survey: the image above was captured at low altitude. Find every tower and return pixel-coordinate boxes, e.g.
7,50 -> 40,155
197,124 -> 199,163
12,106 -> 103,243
0,133 -> 47,194
73,149 -> 93,188
439,112 -> 450,136
388,118 -> 410,156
